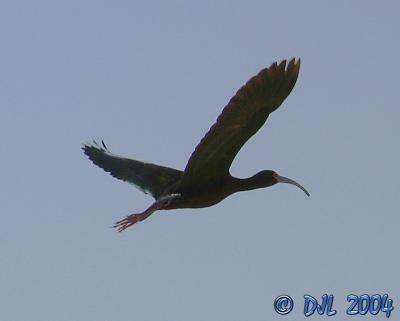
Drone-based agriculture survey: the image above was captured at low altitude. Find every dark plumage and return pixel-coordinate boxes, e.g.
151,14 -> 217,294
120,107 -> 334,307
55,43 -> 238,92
83,58 -> 309,232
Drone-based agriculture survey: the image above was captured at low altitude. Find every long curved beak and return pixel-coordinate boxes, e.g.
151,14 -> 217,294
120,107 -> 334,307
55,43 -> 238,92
274,174 -> 310,197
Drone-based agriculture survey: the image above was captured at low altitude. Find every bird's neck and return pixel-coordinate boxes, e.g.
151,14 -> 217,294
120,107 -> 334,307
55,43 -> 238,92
230,175 -> 274,193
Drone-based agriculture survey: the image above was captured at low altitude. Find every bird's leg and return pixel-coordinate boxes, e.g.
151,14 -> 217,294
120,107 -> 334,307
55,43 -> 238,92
113,201 -> 162,232
113,194 -> 180,232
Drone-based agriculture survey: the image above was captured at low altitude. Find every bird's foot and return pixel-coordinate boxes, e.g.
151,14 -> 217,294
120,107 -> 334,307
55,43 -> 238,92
113,200 -> 165,232
113,213 -> 146,232
113,203 -> 160,232
113,215 -> 138,232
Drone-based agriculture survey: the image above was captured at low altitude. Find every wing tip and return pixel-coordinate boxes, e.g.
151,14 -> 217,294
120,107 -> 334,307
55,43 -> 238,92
270,57 -> 300,72
82,139 -> 109,149
81,141 -> 93,156
82,139 -> 111,160
288,57 -> 301,71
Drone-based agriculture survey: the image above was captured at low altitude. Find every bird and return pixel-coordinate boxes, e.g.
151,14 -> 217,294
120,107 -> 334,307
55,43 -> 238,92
83,58 -> 309,232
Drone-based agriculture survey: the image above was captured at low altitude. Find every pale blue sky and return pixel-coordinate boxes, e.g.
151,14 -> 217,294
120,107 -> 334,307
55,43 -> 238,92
1,1 -> 399,320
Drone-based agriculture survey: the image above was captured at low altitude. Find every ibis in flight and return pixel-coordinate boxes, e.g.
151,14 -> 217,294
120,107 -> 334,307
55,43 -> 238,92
83,58 -> 309,232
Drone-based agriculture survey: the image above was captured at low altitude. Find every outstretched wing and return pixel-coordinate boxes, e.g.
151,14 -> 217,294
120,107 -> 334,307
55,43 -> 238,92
82,141 -> 183,199
181,58 -> 300,188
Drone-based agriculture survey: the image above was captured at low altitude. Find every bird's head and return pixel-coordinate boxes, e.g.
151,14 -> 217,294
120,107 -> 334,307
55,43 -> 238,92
254,170 -> 310,196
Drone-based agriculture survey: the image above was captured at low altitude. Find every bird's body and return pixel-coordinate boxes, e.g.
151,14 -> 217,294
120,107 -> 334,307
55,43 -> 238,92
83,58 -> 309,232
168,173 -> 278,209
